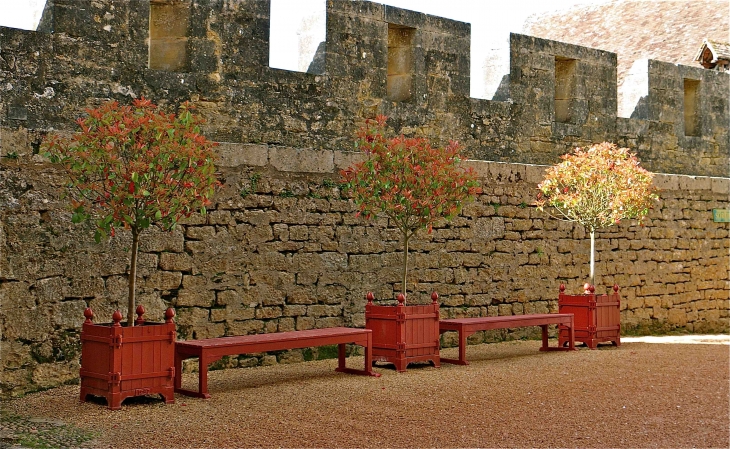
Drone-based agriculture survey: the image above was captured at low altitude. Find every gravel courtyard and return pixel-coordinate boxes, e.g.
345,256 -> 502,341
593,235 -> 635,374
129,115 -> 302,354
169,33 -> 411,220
2,338 -> 728,448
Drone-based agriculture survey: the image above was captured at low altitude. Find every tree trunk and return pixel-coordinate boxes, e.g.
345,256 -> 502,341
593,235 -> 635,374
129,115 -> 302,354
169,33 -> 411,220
589,229 -> 595,288
402,233 -> 410,304
127,227 -> 140,326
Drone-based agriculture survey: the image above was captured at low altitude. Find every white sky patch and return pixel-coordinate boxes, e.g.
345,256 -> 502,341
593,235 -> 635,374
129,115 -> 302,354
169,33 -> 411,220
269,0 -> 326,73
269,0 -> 612,99
0,0 -> 46,31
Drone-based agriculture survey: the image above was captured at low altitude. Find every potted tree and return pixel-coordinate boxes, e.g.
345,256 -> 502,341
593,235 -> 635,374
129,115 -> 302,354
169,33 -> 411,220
42,98 -> 219,409
536,142 -> 658,349
341,115 -> 481,371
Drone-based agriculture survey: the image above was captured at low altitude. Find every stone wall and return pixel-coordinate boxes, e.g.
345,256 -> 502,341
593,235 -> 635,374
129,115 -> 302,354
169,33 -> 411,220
0,0 -> 728,176
0,0 -> 728,397
1,139 -> 728,396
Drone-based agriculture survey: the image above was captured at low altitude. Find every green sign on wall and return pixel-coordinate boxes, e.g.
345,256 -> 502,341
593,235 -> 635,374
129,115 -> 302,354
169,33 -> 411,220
712,209 -> 730,222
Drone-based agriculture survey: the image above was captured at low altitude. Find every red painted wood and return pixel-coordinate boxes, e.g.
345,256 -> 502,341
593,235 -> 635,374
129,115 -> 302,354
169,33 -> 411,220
174,327 -> 380,398
439,313 -> 576,364
558,284 -> 621,349
79,306 -> 176,410
364,292 -> 440,372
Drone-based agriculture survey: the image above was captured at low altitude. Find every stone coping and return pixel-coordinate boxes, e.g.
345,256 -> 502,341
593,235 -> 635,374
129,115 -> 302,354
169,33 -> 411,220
214,142 -> 730,193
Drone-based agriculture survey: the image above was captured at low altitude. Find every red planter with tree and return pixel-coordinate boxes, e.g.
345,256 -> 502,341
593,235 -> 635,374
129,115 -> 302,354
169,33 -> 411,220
365,292 -> 440,372
341,115 -> 480,371
43,98 -> 219,408
79,306 -> 176,410
558,284 -> 621,349
537,142 -> 657,349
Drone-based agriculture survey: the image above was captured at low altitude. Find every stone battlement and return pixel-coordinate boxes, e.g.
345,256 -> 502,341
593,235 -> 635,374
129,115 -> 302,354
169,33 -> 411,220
0,0 -> 728,176
0,1 -> 728,397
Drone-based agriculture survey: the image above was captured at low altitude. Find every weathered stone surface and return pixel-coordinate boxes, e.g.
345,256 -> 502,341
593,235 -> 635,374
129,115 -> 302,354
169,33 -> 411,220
1,0 -> 728,397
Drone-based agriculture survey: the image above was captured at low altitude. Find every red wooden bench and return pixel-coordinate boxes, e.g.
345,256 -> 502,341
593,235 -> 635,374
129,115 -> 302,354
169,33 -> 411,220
174,327 -> 380,398
439,313 -> 575,365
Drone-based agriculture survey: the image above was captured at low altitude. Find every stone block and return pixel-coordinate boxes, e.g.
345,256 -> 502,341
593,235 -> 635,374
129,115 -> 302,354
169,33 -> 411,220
31,361 -> 78,389
216,290 -> 239,306
255,306 -> 282,319
176,290 -> 215,307
277,317 -> 296,332
185,226 -> 215,240
227,320 -> 264,335
159,252 -> 193,271
678,175 -> 712,191
270,147 -> 334,173
295,316 -> 315,330
145,270 -> 183,290
1,340 -> 32,370
173,307 -> 209,328
216,143 -> 268,167
653,174 -> 679,191
139,228 -> 185,253
711,177 -> 729,195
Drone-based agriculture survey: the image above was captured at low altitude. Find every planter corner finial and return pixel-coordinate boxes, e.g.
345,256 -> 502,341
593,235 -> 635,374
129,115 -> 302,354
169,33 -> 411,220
112,310 -> 123,327
165,307 -> 176,323
559,283 -> 565,293
83,307 -> 94,324
583,283 -> 595,294
135,305 -> 146,325
613,284 -> 620,293
366,292 -> 375,303
396,293 -> 405,305
431,291 -> 439,303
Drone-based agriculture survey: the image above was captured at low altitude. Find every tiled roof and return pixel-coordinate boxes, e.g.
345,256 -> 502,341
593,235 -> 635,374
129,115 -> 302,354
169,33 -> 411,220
524,0 -> 729,90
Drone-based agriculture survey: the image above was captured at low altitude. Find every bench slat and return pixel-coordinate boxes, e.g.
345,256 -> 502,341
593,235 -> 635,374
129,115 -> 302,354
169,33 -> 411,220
174,327 -> 379,398
439,313 -> 575,365
176,327 -> 368,349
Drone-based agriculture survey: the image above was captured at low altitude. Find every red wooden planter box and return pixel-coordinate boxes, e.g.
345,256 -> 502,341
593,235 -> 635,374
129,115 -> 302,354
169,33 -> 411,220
365,292 -> 440,372
558,284 -> 621,349
79,306 -> 176,410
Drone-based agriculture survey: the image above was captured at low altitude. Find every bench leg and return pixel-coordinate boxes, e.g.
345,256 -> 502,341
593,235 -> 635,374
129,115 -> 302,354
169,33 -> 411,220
540,324 -> 549,350
568,317 -> 575,350
198,356 -> 211,398
540,322 -> 576,351
174,351 -> 183,391
441,327 -> 470,365
334,340 -> 381,377
337,343 -> 347,371
175,353 -> 212,399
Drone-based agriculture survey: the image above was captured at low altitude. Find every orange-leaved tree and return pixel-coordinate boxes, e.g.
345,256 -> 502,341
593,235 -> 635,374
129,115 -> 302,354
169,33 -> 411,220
42,98 -> 219,326
536,142 -> 658,288
341,115 -> 481,302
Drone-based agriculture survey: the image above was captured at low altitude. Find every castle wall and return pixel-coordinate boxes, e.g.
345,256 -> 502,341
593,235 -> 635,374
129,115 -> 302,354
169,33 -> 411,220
0,0 -> 729,396
1,0 -> 727,175
1,136 -> 728,396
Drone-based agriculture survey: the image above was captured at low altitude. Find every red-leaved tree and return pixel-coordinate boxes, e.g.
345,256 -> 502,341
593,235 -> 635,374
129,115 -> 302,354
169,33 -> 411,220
341,115 -> 481,302
536,142 -> 659,288
42,98 -> 219,326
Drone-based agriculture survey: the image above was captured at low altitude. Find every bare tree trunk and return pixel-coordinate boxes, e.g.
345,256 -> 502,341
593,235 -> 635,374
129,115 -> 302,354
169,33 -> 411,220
589,229 -> 595,288
127,227 -> 140,326
402,233 -> 410,304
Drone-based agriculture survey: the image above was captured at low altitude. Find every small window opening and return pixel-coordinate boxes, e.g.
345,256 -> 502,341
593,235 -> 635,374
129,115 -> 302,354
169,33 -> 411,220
554,57 -> 577,123
149,0 -> 191,71
387,24 -> 414,102
683,79 -> 700,136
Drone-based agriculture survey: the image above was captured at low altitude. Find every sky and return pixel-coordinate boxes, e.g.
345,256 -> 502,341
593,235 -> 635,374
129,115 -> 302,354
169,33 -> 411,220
0,0 -> 611,99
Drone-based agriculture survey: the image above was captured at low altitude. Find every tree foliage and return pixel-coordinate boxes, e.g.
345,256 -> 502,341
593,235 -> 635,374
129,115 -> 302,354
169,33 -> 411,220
536,142 -> 658,231
340,115 -> 481,299
42,98 -> 219,325
536,142 -> 658,287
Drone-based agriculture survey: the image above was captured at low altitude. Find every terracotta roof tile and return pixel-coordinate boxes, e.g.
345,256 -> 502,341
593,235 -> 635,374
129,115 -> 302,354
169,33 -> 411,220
524,0 -> 729,100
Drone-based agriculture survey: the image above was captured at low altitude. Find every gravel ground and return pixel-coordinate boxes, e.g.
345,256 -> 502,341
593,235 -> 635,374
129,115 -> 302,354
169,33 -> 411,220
2,338 -> 728,449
